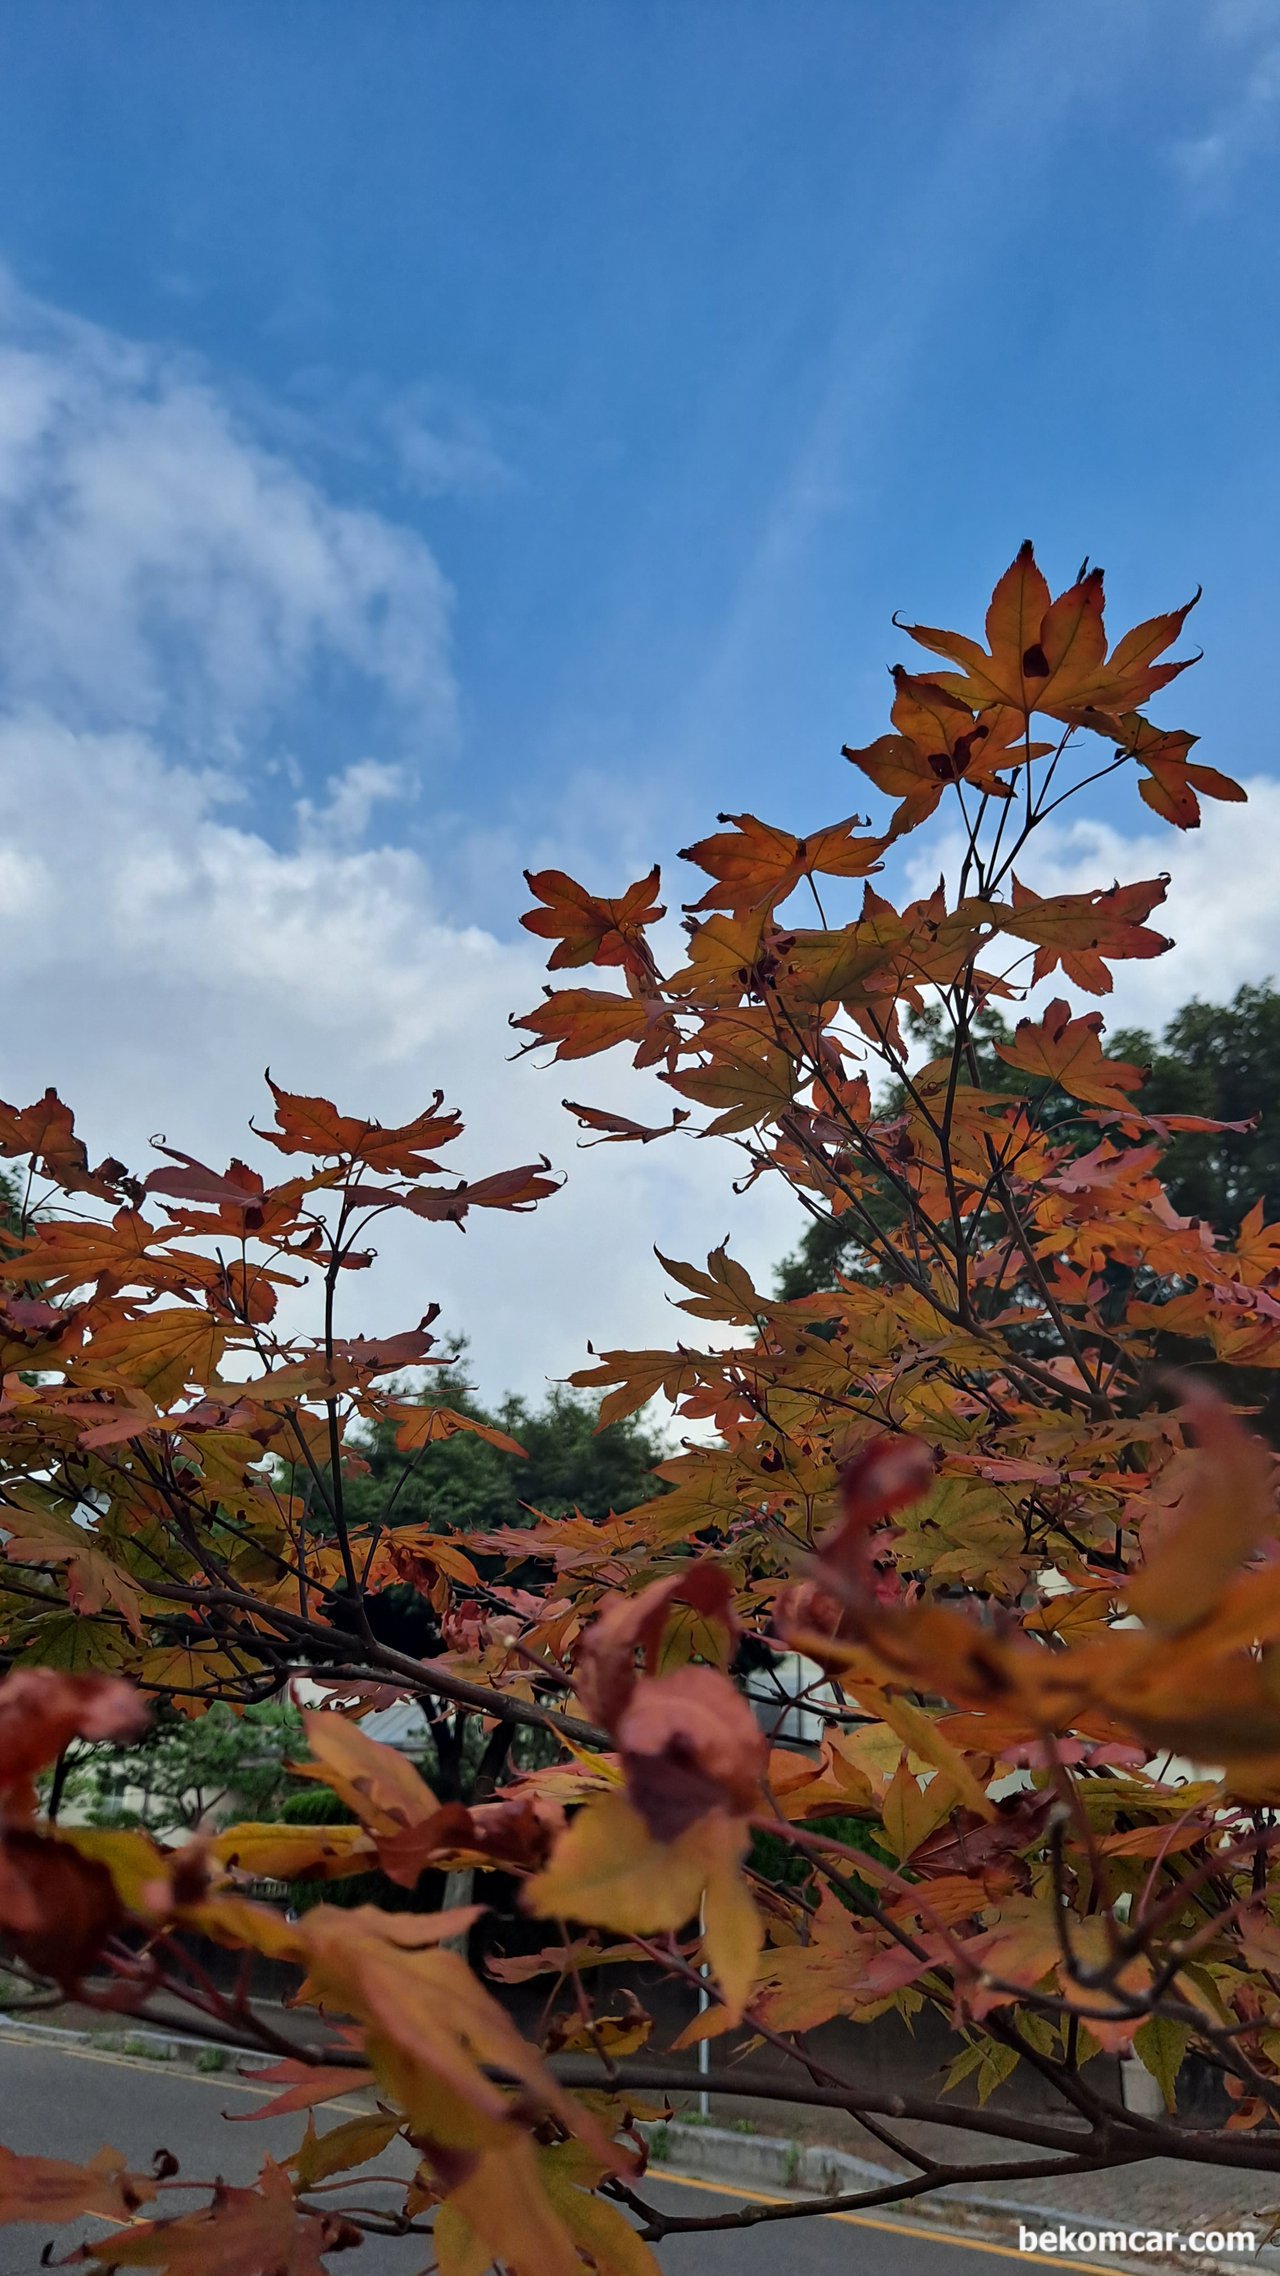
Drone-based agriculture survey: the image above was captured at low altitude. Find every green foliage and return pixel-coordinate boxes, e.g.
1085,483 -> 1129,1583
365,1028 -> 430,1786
1112,981 -> 1280,1230
60,1699 -> 303,1836
275,1782 -> 356,1826
748,1812 -> 885,1894
341,1362 -> 667,1537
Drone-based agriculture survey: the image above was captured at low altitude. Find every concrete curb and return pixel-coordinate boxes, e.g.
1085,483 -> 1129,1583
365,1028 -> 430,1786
0,2012 -> 273,2072
641,2115 -> 892,2196
640,2118 -> 1280,2271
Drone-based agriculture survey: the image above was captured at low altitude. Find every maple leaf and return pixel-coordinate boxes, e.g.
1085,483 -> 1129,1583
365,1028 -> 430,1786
953,1895 -> 1064,2018
210,1822 -> 378,1884
530,1570 -> 766,2019
0,1669 -> 148,1810
0,1497 -> 143,1632
84,1306 -> 229,1406
74,2159 -> 361,2271
655,1242 -> 766,1325
378,1796 -> 562,1886
751,1888 -> 922,2033
432,2136 -> 586,2276
328,1321 -> 440,1371
525,1791 -> 761,2020
662,1028 -> 798,1135
370,1526 -> 481,1595
0,1829 -> 123,1987
562,1098 -> 691,1144
293,1709 -> 439,1838
844,671 -> 1044,836
680,812 -> 882,914
1127,1386 -> 1277,1636
288,1710 -> 561,1886
385,1402 -> 525,1457
994,1000 -> 1145,1111
1101,712 -> 1246,830
574,1561 -> 736,1729
143,1149 -> 268,1211
566,1344 -> 707,1428
816,1434 -> 937,1597
286,2109 -> 401,2191
511,987 -> 679,1067
403,1159 -> 561,1220
0,2145 -> 155,2227
230,2060 -> 377,2124
0,1088 -> 126,1201
521,864 -> 664,979
538,2141 -> 663,2275
0,1211 -> 200,1302
880,1753 -> 962,1861
255,1076 -> 464,1172
901,541 -> 1198,724
998,875 -> 1171,995
293,1904 -> 626,2173
616,1664 -> 766,1839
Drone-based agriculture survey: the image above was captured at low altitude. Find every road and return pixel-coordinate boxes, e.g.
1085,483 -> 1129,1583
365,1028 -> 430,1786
0,2034 -> 1070,2273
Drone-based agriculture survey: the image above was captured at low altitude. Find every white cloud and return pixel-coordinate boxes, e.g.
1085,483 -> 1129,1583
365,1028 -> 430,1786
0,707 -> 799,1402
0,271 -> 455,758
903,777 -> 1280,1038
296,758 -> 410,849
385,388 -> 510,501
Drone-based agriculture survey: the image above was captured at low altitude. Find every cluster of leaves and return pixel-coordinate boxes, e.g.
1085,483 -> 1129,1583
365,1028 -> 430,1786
780,977 -> 1280,1311
10,548 -> 1280,2269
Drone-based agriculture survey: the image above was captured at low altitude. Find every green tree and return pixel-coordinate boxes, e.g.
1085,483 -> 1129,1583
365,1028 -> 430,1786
58,1700 -> 303,1836
341,1360 -> 667,1537
1112,979 -> 1280,1230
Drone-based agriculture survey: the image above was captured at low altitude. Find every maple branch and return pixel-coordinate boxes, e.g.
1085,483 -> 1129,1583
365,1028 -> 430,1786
621,2153 -> 1144,2240
550,2057 -> 1280,2174
130,1570 -> 611,1747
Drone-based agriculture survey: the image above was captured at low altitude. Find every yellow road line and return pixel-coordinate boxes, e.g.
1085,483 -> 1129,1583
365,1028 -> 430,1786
653,2167 -> 1119,2271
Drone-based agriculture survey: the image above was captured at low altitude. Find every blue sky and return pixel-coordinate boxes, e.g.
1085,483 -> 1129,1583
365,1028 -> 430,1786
0,1 -> 1277,1395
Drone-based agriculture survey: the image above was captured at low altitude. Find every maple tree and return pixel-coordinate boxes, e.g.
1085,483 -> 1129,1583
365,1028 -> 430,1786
8,546 -> 1280,2268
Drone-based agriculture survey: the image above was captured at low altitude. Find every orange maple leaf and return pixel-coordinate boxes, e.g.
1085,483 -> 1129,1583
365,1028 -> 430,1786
680,812 -> 882,914
995,1000 -> 1145,1112
901,540 -> 1198,725
521,865 -> 664,977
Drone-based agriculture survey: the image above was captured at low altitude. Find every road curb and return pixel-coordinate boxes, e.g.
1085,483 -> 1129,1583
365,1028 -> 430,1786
0,2011 -> 272,2071
641,2115 -> 892,2197
640,2118 -> 1280,2271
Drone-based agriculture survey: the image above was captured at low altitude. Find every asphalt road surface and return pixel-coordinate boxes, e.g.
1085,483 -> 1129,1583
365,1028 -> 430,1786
0,2033 -> 1071,2274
